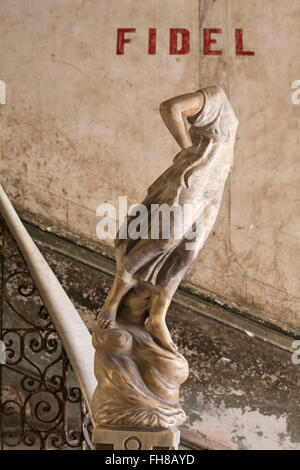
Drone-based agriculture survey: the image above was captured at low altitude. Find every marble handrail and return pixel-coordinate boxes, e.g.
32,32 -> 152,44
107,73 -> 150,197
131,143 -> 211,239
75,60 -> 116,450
0,185 -> 97,422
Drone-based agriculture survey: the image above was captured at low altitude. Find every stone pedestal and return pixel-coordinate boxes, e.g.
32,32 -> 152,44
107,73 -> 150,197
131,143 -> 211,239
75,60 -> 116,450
91,325 -> 188,431
93,426 -> 180,450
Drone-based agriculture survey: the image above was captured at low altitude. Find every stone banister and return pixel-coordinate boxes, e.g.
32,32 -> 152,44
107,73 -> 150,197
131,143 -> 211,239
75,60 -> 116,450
0,184 -> 97,423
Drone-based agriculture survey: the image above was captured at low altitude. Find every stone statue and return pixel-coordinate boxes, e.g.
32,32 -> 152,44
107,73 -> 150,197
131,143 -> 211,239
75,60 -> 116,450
92,86 -> 238,449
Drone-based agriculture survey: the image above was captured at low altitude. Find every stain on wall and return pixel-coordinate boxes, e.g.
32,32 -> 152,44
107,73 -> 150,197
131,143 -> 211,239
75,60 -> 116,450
0,0 -> 300,330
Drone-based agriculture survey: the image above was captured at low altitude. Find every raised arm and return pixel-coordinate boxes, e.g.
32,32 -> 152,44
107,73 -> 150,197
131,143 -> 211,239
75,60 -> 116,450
159,91 -> 204,149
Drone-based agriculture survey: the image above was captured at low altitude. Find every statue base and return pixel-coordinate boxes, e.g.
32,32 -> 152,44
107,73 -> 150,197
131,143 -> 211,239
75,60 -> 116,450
92,426 -> 180,450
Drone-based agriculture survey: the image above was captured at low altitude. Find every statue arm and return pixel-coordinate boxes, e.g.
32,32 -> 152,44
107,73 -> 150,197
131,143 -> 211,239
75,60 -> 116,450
159,91 -> 204,149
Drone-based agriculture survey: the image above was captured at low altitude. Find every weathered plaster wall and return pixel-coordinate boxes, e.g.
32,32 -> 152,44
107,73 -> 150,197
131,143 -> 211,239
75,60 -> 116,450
1,0 -> 300,330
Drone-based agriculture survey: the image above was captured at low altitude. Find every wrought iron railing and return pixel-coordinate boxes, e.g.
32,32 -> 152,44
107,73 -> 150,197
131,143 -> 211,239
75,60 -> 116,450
0,187 -> 94,450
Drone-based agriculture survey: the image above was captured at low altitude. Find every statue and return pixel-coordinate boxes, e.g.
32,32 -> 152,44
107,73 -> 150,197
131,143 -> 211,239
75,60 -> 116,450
92,86 -> 238,450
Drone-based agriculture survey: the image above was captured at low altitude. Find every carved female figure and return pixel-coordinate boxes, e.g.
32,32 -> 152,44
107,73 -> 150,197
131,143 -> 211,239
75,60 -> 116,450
97,86 -> 238,353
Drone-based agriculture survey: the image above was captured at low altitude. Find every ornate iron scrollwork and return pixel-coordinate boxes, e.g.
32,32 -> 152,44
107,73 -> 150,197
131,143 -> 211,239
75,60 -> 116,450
0,217 -> 93,450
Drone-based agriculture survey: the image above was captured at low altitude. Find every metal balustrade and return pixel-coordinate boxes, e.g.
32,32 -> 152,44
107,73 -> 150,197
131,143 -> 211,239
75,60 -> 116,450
0,185 -> 95,450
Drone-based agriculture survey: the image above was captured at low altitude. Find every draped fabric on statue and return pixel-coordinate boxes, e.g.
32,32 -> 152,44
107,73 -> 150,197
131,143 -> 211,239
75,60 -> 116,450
115,86 -> 238,298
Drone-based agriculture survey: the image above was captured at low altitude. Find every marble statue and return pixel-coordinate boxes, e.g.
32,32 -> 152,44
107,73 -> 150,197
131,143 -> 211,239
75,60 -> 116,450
92,86 -> 238,449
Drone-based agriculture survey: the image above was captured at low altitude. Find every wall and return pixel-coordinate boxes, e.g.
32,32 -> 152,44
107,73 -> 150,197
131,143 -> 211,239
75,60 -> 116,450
1,0 -> 300,330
